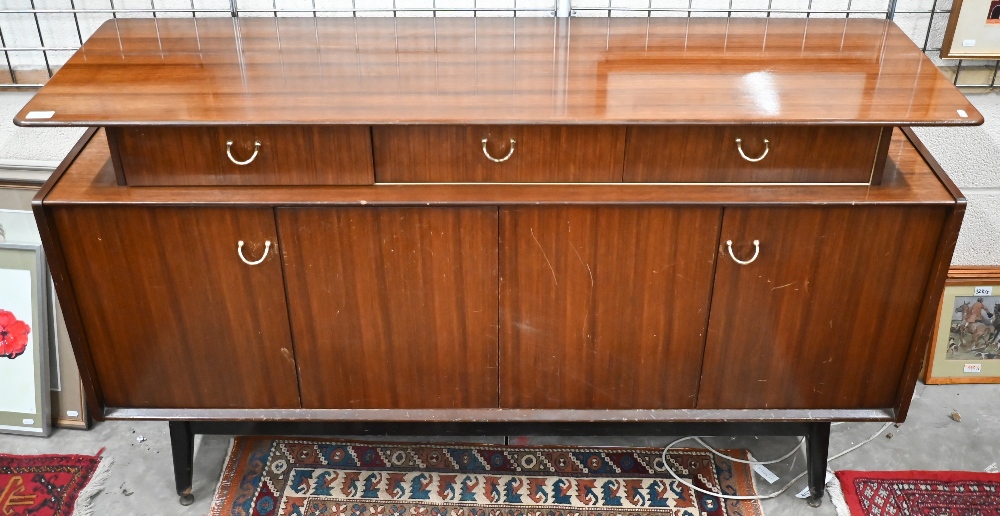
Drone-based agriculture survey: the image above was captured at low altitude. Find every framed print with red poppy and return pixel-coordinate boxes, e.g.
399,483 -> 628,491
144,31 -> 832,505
0,242 -> 51,436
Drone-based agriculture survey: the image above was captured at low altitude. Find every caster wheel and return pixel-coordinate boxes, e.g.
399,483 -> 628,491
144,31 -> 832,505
806,495 -> 823,508
179,493 -> 195,506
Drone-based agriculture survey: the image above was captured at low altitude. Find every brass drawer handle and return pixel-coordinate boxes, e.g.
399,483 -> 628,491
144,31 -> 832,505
726,239 -> 760,265
482,138 -> 516,163
735,138 -> 769,162
238,240 -> 271,266
226,140 -> 261,166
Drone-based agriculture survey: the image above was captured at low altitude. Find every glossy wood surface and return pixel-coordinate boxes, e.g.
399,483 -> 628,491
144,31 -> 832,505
109,126 -> 373,186
16,17 -> 979,126
374,126 -> 625,183
895,128 -> 965,418
32,128 -> 105,419
51,206 -> 301,409
697,206 -> 946,410
278,207 -> 499,409
499,207 -> 720,409
624,126 -> 884,183
45,129 -> 956,206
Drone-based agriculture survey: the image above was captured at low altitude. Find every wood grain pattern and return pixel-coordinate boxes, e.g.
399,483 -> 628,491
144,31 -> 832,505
499,207 -> 721,409
31,128 -> 106,420
51,206 -> 300,409
374,126 -> 625,183
278,207 -> 499,409
45,129 -> 956,207
109,126 -> 373,186
697,206 -> 946,410
15,17 -> 979,126
624,126 -> 885,183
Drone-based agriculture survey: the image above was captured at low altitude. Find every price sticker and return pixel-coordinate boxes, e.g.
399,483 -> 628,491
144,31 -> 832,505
965,364 -> 982,373
752,464 -> 779,484
22,419 -> 34,425
974,286 -> 992,296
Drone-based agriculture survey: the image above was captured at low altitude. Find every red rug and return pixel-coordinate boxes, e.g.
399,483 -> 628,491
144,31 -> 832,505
835,470 -> 1000,515
212,438 -> 764,516
0,451 -> 112,516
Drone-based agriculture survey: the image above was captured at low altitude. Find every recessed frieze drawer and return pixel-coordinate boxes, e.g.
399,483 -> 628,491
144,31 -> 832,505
372,125 -> 626,183
624,126 -> 890,184
107,126 -> 374,186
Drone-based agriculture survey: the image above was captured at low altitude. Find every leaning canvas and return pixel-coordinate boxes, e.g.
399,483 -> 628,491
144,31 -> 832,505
0,242 -> 50,436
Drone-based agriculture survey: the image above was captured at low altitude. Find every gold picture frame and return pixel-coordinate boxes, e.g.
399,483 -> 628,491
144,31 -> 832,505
925,267 -> 1000,384
942,0 -> 1000,59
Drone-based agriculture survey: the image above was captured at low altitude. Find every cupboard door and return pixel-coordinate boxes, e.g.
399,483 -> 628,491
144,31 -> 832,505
278,208 -> 499,409
53,207 -> 299,409
698,206 -> 946,409
500,207 -> 722,409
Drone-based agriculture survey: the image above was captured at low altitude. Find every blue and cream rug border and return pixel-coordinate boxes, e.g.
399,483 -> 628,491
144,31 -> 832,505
210,438 -> 764,516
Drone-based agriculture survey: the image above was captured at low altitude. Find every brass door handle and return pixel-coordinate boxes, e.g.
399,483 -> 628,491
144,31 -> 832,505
726,239 -> 760,265
238,240 -> 271,266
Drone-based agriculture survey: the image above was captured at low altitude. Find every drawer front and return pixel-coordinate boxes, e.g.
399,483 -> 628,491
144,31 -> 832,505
373,125 -> 626,183
624,126 -> 887,183
109,125 -> 374,186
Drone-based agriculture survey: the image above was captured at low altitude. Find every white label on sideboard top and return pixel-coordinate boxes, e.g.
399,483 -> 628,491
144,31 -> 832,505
25,111 -> 55,119
965,364 -> 982,373
958,110 -> 969,118
975,286 -> 992,296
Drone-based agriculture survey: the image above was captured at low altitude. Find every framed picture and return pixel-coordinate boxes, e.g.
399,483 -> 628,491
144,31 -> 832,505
925,267 -> 1000,384
0,241 -> 51,436
942,0 -> 1000,58
0,191 -> 88,429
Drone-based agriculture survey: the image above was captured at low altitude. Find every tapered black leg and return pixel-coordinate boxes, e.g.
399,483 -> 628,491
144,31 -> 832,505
805,422 -> 831,507
169,421 -> 195,506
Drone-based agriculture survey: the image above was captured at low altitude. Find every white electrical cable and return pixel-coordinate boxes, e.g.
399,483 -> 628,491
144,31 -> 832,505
658,422 -> 894,501
687,436 -> 805,465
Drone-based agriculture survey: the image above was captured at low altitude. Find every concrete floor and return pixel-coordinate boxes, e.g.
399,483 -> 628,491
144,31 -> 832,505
1,382 -> 998,516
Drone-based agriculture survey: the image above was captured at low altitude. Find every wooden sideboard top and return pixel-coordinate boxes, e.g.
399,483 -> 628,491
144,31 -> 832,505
16,17 -> 980,127
44,128 -> 956,206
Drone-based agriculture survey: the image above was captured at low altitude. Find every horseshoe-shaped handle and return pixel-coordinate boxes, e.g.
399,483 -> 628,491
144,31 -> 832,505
735,138 -> 769,162
482,138 -> 516,163
726,239 -> 760,265
227,140 -> 261,166
238,240 -> 271,266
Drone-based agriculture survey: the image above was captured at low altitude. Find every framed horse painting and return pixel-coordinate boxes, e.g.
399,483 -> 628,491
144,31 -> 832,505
925,267 -> 1000,384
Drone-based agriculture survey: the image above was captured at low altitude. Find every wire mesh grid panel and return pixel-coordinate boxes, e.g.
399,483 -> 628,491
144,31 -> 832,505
0,0 -> 996,87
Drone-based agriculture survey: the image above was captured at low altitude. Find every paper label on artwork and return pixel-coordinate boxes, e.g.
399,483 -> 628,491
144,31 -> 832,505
0,268 -> 36,414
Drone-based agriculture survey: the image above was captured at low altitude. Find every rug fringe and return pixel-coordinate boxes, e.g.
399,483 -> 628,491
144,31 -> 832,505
209,437 -> 238,516
827,471 -> 852,516
73,455 -> 114,516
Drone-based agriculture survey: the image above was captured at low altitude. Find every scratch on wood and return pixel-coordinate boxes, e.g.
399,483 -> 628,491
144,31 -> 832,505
569,243 -> 594,287
531,228 -> 558,286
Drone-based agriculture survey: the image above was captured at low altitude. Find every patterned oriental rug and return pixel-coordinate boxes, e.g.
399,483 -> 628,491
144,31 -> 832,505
211,438 -> 765,516
834,470 -> 1000,515
0,451 -> 112,516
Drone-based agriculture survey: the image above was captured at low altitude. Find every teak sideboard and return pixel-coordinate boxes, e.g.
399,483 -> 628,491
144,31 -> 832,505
18,16 -> 980,507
